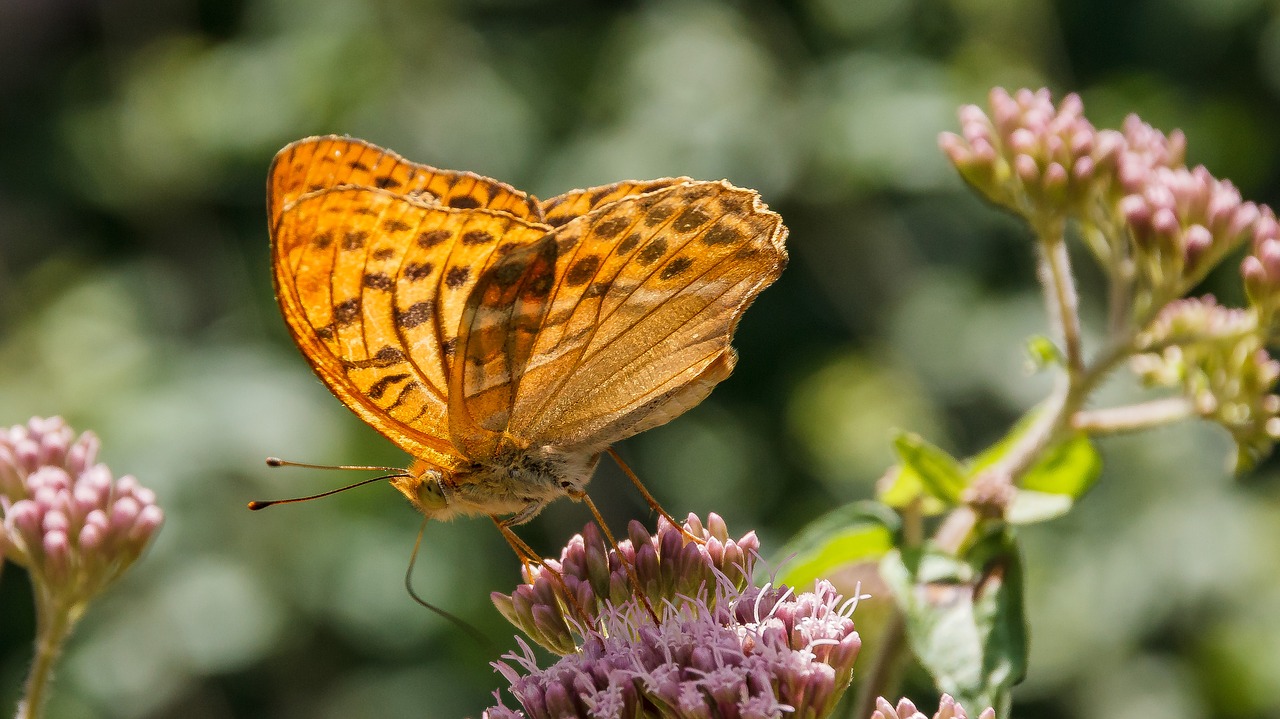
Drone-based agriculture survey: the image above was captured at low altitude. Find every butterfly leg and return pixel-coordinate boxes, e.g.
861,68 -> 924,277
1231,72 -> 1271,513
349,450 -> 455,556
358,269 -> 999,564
497,498 -> 548,528
605,447 -> 704,544
492,516 -> 599,629
577,492 -> 660,625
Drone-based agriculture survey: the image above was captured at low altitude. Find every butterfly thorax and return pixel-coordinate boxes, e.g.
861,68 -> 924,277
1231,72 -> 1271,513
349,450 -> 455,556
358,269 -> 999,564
392,444 -> 600,524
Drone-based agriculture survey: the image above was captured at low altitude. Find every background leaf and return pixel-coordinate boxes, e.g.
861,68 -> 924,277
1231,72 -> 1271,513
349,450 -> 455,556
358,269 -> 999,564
882,528 -> 1028,715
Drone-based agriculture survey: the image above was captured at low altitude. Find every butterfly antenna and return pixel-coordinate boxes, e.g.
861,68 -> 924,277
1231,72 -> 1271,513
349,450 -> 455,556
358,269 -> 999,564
606,447 -> 703,544
579,492 -> 661,626
247,472 -> 408,510
266,457 -> 405,473
405,517 -> 494,650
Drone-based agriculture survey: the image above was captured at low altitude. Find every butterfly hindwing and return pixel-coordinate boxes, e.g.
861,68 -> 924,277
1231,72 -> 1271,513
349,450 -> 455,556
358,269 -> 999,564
539,178 -> 690,228
462,180 -> 787,451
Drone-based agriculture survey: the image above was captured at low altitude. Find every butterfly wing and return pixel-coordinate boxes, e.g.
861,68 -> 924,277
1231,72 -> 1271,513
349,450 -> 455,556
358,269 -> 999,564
445,178 -> 699,456
457,180 -> 787,453
270,180 -> 549,468
269,136 -> 542,225
539,178 -> 691,227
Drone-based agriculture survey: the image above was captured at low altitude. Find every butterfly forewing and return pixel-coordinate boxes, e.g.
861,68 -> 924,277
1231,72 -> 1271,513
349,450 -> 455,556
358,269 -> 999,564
462,181 -> 787,451
271,180 -> 549,468
449,235 -> 560,458
269,136 -> 542,225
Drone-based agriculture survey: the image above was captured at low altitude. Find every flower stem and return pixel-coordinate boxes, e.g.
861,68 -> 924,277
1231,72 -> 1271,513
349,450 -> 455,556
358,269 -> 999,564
1037,221 -> 1085,376
16,592 -> 80,719
1072,396 -> 1196,434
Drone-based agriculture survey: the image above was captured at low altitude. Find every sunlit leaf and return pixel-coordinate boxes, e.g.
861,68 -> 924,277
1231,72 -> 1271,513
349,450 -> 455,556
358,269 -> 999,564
773,501 -> 899,588
878,465 -> 948,515
1005,489 -> 1073,523
1025,334 -> 1063,370
891,431 -> 966,505
1020,432 -> 1101,497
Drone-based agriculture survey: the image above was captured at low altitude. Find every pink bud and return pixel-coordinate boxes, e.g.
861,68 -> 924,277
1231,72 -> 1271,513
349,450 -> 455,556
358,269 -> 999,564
1243,256 -> 1268,298
110,497 -> 140,530
1014,154 -> 1040,185
1043,162 -> 1069,196
42,510 -> 69,534
129,505 -> 164,543
42,529 -> 70,566
14,438 -> 38,472
131,485 -> 157,507
66,433 -> 100,475
79,522 -> 104,551
1184,224 -> 1213,264
1152,207 -> 1180,236
1072,155 -> 1095,183
10,499 -> 42,537
1008,129 -> 1038,155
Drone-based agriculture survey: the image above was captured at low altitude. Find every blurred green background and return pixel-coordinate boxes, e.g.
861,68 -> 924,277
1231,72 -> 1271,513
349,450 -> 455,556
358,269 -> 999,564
2,0 -> 1279,717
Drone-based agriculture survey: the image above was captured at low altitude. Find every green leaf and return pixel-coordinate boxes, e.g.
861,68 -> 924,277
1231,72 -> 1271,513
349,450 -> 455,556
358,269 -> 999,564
891,431 -> 967,505
878,465 -> 948,515
969,405 -> 1045,475
773,501 -> 899,588
1020,432 -> 1101,497
881,529 -> 1028,714
1025,334 -> 1063,370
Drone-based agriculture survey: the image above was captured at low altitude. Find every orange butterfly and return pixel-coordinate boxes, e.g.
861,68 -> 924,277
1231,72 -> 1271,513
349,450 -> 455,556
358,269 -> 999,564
267,136 -> 788,525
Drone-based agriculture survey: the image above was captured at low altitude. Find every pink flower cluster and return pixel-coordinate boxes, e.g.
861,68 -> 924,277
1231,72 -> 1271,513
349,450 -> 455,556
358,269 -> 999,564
943,87 -> 1280,466
939,88 -> 1116,219
940,88 -> 1270,301
0,416 -> 163,608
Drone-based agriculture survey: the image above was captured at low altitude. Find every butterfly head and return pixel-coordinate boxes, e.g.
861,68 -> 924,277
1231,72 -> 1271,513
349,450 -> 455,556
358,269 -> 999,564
392,461 -> 453,518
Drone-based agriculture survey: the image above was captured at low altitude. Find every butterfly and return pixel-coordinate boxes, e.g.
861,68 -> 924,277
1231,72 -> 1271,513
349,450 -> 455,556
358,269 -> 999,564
268,136 -> 788,525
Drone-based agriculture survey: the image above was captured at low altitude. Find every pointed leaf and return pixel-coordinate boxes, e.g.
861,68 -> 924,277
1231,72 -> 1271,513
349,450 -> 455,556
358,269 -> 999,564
891,431 -> 967,505
879,465 -> 948,515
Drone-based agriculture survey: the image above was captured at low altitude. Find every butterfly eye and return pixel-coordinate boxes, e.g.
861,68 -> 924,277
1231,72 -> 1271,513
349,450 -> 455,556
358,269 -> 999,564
415,470 -> 450,512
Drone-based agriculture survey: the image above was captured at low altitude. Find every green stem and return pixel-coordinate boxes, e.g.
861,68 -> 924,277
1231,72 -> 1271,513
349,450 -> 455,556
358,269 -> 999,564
16,590 -> 80,719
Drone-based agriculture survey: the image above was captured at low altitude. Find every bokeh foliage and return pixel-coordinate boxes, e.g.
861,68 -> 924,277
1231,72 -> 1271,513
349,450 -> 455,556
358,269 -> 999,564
2,0 -> 1279,717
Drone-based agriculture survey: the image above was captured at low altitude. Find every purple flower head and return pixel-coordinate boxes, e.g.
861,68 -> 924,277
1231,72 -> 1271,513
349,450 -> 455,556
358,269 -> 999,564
871,695 -> 995,719
492,513 -> 758,655
486,514 -> 862,719
0,416 -> 163,611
